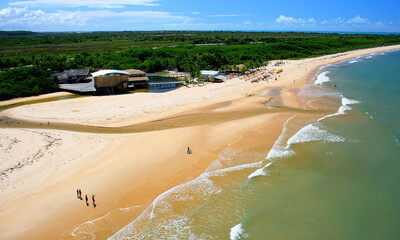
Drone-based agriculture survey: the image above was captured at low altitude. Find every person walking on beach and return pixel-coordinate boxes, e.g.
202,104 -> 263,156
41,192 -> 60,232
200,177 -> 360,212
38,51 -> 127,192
92,195 -> 96,208
187,147 -> 192,154
85,194 -> 89,206
77,189 -> 82,200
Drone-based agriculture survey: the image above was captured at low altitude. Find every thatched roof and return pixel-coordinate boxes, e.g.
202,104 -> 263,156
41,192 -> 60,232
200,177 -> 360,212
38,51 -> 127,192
128,76 -> 149,82
56,69 -> 90,80
124,69 -> 146,76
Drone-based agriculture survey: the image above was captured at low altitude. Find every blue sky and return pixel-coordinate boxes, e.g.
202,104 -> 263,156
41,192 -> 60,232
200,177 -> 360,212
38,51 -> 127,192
0,0 -> 399,32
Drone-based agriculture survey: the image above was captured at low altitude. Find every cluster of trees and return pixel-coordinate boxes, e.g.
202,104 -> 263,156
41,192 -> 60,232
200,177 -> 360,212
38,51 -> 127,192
0,67 -> 57,100
0,31 -> 399,100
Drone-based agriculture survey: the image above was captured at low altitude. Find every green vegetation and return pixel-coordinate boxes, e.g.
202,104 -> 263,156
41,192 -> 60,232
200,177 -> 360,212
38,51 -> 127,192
0,67 -> 57,100
0,31 -> 399,100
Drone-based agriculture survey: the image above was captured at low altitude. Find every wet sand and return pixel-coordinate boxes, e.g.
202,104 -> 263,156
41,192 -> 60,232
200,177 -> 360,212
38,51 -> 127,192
0,44 -> 399,239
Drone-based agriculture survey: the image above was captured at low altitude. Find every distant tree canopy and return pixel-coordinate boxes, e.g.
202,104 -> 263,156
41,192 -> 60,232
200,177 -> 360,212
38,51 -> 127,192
0,31 -> 399,100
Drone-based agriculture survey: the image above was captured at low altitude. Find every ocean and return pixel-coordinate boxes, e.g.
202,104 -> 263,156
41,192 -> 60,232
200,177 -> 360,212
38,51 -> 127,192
71,50 -> 400,239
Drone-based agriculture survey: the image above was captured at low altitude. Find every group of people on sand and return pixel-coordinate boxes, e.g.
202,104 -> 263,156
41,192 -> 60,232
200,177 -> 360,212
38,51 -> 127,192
77,189 -> 96,208
239,69 -> 275,83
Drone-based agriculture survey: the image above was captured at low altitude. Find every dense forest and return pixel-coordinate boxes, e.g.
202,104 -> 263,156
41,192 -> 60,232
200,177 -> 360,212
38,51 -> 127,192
1,31 -> 400,100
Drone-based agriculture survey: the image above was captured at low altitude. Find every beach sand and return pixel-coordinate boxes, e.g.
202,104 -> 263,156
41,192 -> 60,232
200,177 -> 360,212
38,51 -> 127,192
1,44 -> 399,239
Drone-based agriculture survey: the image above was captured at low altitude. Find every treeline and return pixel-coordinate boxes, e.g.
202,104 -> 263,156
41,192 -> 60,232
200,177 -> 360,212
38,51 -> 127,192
1,34 -> 399,73
1,31 -> 399,54
0,67 -> 57,100
0,31 -> 399,100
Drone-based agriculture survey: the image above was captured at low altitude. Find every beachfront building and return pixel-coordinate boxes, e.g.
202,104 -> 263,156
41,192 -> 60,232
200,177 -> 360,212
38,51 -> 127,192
200,70 -> 220,82
55,69 -> 91,83
124,69 -> 149,89
92,70 -> 130,94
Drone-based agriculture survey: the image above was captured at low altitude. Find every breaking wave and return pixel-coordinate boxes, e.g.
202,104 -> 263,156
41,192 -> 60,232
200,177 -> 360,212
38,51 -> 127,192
314,71 -> 331,85
287,123 -> 345,146
318,96 -> 361,122
248,162 -> 273,179
230,223 -> 248,240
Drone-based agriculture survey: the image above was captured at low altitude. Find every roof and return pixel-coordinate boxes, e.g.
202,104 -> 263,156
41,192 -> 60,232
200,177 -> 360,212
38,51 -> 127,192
92,70 -> 130,77
56,69 -> 90,79
128,76 -> 149,82
214,75 -> 228,81
124,69 -> 146,76
59,81 -> 96,93
200,70 -> 219,76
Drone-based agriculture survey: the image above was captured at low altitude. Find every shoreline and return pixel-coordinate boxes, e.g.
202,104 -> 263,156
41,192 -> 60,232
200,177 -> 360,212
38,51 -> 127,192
1,44 -> 399,239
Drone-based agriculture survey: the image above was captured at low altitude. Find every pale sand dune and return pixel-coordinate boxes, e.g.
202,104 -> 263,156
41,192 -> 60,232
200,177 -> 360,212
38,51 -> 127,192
0,44 -> 399,239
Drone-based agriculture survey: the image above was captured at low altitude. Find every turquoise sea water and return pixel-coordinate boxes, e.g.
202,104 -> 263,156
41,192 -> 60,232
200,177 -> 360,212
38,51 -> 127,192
234,50 -> 400,240
74,50 -> 400,239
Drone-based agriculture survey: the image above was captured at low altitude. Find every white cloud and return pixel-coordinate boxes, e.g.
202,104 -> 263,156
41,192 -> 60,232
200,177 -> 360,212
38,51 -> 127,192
374,21 -> 385,28
9,0 -> 159,8
191,12 -> 200,15
0,7 -> 87,27
275,15 -> 316,24
0,7 -> 29,19
321,17 -> 345,25
347,15 -> 370,24
0,7 -> 187,30
244,21 -> 251,25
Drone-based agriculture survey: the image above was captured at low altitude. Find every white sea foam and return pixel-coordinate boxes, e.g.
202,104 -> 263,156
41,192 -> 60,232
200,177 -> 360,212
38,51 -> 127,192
266,146 -> 294,160
207,161 -> 264,177
342,96 -> 360,106
287,123 -> 345,146
247,116 -> 297,180
148,157 -> 266,219
265,115 -> 296,160
365,112 -> 374,119
318,96 -> 361,122
366,56 -> 373,59
348,60 -> 358,64
394,136 -> 400,146
111,158 -> 264,239
314,71 -> 330,85
248,162 -> 273,179
230,223 -> 248,240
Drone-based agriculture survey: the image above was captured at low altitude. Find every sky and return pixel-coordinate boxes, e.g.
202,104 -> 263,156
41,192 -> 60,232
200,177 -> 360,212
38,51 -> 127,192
0,0 -> 399,32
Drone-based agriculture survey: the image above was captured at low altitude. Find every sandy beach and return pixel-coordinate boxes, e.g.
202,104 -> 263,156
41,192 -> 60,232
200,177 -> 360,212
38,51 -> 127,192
1,44 -> 399,239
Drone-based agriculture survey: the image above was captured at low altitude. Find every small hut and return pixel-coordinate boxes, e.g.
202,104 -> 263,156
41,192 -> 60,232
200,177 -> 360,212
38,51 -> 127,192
55,69 -> 91,83
92,70 -> 129,94
124,69 -> 149,89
